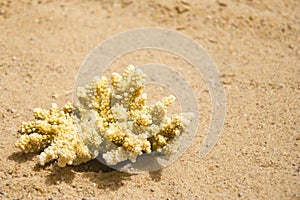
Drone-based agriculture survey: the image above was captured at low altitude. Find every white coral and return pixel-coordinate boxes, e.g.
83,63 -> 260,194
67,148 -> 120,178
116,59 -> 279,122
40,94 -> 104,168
15,65 -> 194,167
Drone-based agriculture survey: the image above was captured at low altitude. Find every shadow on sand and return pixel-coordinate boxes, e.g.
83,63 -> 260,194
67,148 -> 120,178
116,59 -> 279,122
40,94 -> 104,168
33,160 -> 134,191
8,151 -> 37,163
9,152 -> 162,191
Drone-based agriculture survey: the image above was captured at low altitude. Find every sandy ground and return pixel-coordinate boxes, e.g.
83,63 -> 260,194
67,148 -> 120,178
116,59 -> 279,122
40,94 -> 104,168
0,0 -> 299,199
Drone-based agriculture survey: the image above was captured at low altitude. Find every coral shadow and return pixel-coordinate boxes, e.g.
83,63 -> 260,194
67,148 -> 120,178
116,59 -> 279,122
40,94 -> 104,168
75,160 -> 134,191
33,159 -> 133,191
149,169 -> 162,182
82,169 -> 133,191
8,151 -> 37,163
43,165 -> 76,185
9,152 -> 160,191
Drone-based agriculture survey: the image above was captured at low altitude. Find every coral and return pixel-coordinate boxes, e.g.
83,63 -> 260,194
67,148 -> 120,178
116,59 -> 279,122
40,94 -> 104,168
15,103 -> 91,167
15,65 -> 194,167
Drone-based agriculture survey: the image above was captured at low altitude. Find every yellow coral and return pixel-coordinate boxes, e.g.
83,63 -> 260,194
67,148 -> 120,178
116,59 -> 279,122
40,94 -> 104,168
149,114 -> 183,151
15,65 -> 194,167
105,124 -> 151,154
111,72 -> 122,87
15,133 -> 51,153
15,103 -> 92,167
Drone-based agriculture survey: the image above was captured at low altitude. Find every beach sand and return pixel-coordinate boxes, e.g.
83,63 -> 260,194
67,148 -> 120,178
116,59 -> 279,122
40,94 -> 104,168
0,0 -> 299,199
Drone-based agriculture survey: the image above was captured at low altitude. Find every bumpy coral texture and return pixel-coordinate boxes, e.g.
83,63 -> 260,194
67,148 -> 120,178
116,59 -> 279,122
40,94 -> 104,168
15,65 -> 194,167
15,103 -> 91,167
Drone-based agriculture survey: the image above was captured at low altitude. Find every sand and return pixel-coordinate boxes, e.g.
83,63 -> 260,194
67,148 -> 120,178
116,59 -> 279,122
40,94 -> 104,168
0,0 -> 299,199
